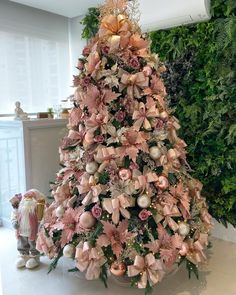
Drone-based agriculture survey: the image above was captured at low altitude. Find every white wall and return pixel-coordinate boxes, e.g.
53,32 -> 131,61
0,0 -> 69,41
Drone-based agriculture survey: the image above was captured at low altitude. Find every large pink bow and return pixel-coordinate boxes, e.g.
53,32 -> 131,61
119,70 -> 149,99
99,14 -> 131,51
95,146 -> 117,163
128,254 -> 164,289
103,194 -> 131,224
133,101 -> 159,131
134,170 -> 159,193
77,173 -> 103,206
75,242 -> 106,280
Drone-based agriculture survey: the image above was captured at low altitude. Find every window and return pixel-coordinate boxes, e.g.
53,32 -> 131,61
0,30 -> 71,114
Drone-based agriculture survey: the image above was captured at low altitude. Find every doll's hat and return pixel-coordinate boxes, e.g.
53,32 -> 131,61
24,189 -> 46,201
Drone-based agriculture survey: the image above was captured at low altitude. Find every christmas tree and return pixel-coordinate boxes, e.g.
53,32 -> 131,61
36,0 -> 212,293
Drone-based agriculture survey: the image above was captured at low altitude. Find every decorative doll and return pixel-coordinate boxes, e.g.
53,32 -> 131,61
10,189 -> 46,269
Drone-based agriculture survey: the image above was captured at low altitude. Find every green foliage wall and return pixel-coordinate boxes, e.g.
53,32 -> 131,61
150,0 -> 236,226
81,0 -> 236,226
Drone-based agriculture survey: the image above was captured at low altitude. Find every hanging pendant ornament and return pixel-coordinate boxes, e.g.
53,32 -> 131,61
154,175 -> 169,190
110,261 -> 126,276
55,205 -> 65,218
79,212 -> 96,229
137,194 -> 151,208
119,168 -> 132,181
63,244 -> 75,258
178,221 -> 190,236
149,146 -> 162,160
86,161 -> 99,175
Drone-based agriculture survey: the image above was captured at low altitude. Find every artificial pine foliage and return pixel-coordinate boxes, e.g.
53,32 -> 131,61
37,1 -> 212,293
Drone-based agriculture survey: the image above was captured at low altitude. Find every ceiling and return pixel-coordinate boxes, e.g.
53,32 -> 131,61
9,0 -> 103,18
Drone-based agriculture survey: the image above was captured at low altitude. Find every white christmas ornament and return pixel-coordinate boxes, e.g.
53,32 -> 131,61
86,161 -> 99,174
63,244 -> 75,258
137,194 -> 151,208
55,205 -> 65,218
149,146 -> 162,160
178,222 -> 190,236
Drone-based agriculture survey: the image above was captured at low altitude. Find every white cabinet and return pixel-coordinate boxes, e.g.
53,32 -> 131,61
0,119 -> 67,225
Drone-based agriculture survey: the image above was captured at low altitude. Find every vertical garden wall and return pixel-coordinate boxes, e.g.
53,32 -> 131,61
81,0 -> 236,226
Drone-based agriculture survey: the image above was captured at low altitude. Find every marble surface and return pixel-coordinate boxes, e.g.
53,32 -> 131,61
0,227 -> 236,295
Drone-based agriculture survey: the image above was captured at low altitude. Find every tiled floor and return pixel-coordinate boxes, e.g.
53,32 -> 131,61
0,227 -> 236,295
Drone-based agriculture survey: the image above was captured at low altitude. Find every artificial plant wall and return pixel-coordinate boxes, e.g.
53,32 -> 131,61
81,0 -> 236,226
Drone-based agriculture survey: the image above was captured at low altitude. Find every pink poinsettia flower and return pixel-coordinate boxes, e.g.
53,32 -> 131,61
156,224 -> 183,269
68,107 -> 83,128
43,203 -> 58,231
97,220 -> 136,258
36,229 -> 57,259
53,207 -> 84,247
169,181 -> 190,220
117,128 -> 150,162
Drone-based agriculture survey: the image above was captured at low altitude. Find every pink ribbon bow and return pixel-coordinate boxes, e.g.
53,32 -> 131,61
119,70 -> 149,99
95,146 -> 117,162
133,101 -> 159,131
77,173 -> 103,206
103,194 -> 131,224
75,242 -> 106,280
128,254 -> 164,289
134,170 -> 159,193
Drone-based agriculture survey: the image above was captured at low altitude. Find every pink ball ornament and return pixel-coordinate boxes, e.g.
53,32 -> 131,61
149,146 -> 162,160
159,111 -> 168,121
79,212 -> 96,229
119,168 -> 132,181
167,149 -> 178,160
154,176 -> 169,190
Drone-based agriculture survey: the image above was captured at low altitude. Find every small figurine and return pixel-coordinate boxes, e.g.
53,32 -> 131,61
10,189 -> 46,269
14,101 -> 29,120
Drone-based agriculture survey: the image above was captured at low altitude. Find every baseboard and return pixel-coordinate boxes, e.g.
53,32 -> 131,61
212,218 -> 236,243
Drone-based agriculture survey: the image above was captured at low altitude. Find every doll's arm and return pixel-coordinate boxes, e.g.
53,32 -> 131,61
11,210 -> 18,229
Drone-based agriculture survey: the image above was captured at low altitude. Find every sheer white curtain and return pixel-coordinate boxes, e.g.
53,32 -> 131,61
0,0 -> 71,114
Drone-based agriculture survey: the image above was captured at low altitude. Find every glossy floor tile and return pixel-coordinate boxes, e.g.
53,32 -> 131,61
0,227 -> 236,295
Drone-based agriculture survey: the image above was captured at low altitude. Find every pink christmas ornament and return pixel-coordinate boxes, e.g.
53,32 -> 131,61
79,212 -> 96,229
154,176 -> 169,190
118,168 -> 132,181
159,111 -> 169,121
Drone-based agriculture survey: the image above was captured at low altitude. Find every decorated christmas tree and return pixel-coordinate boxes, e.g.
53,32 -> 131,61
36,0 -> 212,293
